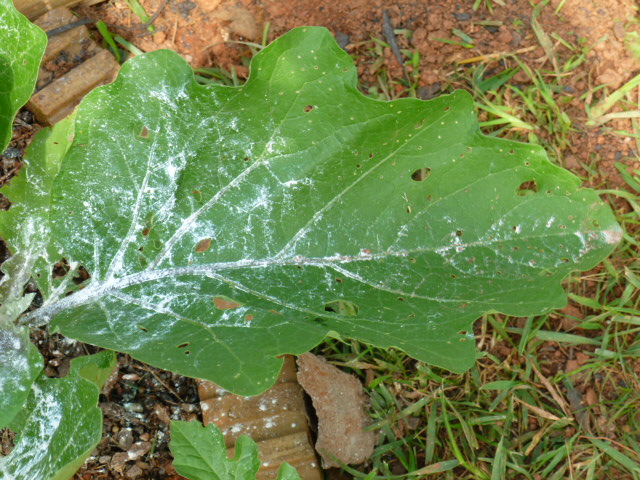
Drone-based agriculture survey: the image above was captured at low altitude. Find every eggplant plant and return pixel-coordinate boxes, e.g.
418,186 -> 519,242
0,0 -> 621,476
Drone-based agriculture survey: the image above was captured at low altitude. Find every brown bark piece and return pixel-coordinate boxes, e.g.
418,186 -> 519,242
27,48 -> 119,125
33,7 -> 102,89
14,0 -> 105,20
198,356 -> 322,480
296,353 -> 376,468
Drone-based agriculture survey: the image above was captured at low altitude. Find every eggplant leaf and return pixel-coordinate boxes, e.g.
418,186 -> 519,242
0,313 -> 42,429
2,27 -> 621,395
0,350 -> 117,479
170,420 -> 302,480
0,0 -> 46,151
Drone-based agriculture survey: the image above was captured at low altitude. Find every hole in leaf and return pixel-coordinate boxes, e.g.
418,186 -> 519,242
214,296 -> 243,310
184,351 -> 191,356
52,258 -> 70,279
516,180 -> 538,196
397,297 -> 404,301
177,342 -> 189,348
456,229 -> 463,237
324,299 -> 359,316
73,265 -> 91,285
304,105 -> 313,112
195,238 -> 212,253
138,326 -> 148,332
369,153 -> 374,158
411,167 -> 431,182
335,277 -> 343,284
244,157 -> 250,162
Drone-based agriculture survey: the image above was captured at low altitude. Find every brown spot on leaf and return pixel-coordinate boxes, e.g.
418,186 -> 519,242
140,126 -> 149,138
195,238 -> 212,253
214,296 -> 242,310
244,314 -> 254,322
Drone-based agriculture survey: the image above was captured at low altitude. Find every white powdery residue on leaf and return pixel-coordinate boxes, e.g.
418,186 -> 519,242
0,331 -> 29,392
602,229 -> 623,245
282,177 -> 311,188
2,385 -> 64,478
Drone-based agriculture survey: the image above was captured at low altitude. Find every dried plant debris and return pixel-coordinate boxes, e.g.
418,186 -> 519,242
296,353 -> 375,468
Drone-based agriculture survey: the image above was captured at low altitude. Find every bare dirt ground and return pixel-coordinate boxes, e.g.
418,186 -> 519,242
1,0 -> 639,479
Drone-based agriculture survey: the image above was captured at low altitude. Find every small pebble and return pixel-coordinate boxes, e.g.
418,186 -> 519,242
334,31 -> 349,50
1,147 -> 21,159
453,12 -> 472,21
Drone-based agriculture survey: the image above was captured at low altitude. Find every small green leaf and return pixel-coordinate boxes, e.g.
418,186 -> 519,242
3,27 -> 621,396
0,0 -> 46,151
0,350 -> 117,479
0,319 -> 42,429
169,420 -> 301,480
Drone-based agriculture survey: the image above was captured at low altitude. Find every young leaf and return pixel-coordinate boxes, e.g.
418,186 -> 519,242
169,420 -> 301,480
3,27 -> 621,396
0,350 -> 117,479
0,0 -> 46,151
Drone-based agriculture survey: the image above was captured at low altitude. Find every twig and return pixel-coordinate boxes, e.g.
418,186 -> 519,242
382,10 -> 409,85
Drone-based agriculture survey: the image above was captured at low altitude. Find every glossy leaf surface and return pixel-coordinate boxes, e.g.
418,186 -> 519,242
0,351 -> 116,479
0,0 -> 46,151
3,27 -> 621,395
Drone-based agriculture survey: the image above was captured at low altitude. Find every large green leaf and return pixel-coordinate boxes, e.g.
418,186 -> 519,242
0,0 -> 46,151
0,350 -> 116,479
170,420 -> 302,480
3,27 -> 621,395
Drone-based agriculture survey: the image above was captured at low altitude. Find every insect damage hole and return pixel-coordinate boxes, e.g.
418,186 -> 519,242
516,180 -> 538,196
304,105 -> 314,112
324,299 -> 359,316
411,167 -> 431,182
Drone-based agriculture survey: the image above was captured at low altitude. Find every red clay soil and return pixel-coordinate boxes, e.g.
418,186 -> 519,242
85,0 -> 640,190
